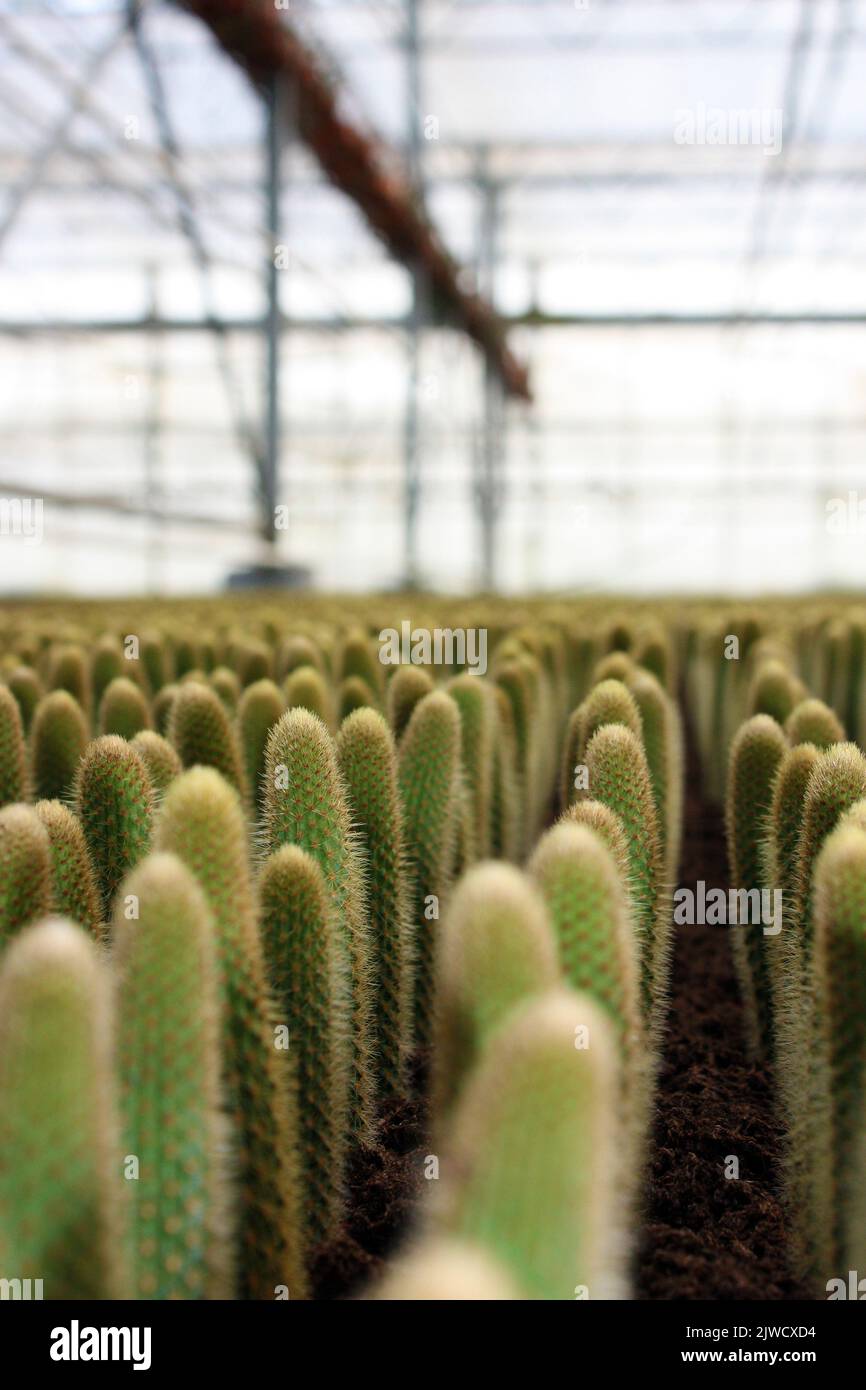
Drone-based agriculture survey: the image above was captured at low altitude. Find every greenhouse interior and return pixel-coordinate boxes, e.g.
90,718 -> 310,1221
2,0 -> 866,1332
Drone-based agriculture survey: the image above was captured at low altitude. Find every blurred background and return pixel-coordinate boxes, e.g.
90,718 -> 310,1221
1,0 -> 866,596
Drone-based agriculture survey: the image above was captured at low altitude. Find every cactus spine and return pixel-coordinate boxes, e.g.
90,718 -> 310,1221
237,678 -> 285,811
447,674 -> 495,859
0,682 -> 28,806
386,665 -> 434,742
284,665 -> 334,729
168,680 -> 247,797
155,767 -> 307,1299
98,676 -> 151,740
130,729 -> 183,795
786,698 -> 844,750
0,920 -> 126,1298
114,854 -> 230,1298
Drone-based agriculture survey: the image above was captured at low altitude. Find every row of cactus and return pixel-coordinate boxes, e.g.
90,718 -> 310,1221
717,610 -> 866,1295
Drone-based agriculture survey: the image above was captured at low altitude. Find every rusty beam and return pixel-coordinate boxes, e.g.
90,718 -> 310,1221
178,0 -> 531,401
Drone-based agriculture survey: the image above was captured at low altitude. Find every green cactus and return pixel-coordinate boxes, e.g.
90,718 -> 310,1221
577,679 -> 643,765
259,846 -> 350,1246
140,631 -> 170,694
725,714 -> 788,1059
0,919 -> 127,1298
489,686 -> 521,862
437,988 -> 625,1300
130,729 -> 183,795
90,636 -> 124,709
398,691 -> 462,1050
238,678 -> 285,811
74,736 -> 154,923
114,853 -> 230,1298
786,698 -> 844,750
559,704 -> 584,813
155,767 -> 307,1299
337,707 -> 413,1098
446,675 -> 495,859
386,665 -> 434,742
284,664 -> 334,729
339,628 -> 384,701
629,668 -> 684,887
371,1236 -> 519,1300
805,823 -> 866,1283
431,862 -> 559,1127
152,682 -> 178,736
559,798 -> 631,885
0,804 -> 52,943
592,651 -> 634,685
168,680 -> 247,798
98,676 -> 151,740
338,674 -> 378,722
31,689 -> 88,800
264,709 -> 376,1143
278,634 -> 326,681
0,681 -> 28,806
210,666 -> 242,714
34,800 -> 101,935
6,664 -> 42,736
48,643 -> 90,716
746,658 -> 799,726
577,724 -> 663,1025
172,635 -> 199,679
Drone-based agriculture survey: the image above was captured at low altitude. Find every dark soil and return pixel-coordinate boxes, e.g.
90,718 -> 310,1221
636,713 -> 809,1299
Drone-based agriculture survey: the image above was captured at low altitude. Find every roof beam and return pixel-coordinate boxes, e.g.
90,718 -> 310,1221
178,0 -> 531,400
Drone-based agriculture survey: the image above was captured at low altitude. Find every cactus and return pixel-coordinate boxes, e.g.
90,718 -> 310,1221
114,854 -> 230,1298
264,709 -> 376,1143
559,704 -> 584,813
430,862 -> 559,1126
210,666 -> 242,713
786,698 -> 844,750
168,680 -> 246,798
371,1237 -> 519,1300
446,675 -> 495,859
593,651 -> 634,684
238,678 -> 285,811
34,800 -> 101,935
31,689 -> 88,800
577,679 -> 643,765
559,798 -> 631,884
725,714 -> 788,1059
338,674 -> 378,721
130,729 -> 183,794
152,682 -> 178,736
339,628 -> 384,701
140,631 -> 169,694
436,989 -> 625,1300
746,658 -> 798,726
0,681 -> 28,806
48,642 -> 90,715
489,686 -> 521,862
91,636 -> 124,708
494,660 -> 536,855
284,664 -> 334,729
806,823 -> 866,1282
0,804 -> 52,942
529,823 -> 649,1199
397,691 -> 462,1049
0,919 -> 126,1298
98,676 -> 151,740
74,736 -> 154,923
278,634 -> 325,681
577,724 -> 663,1023
259,846 -> 350,1245
337,708 -> 413,1098
6,664 -> 42,735
155,768 -> 307,1299
386,665 -> 434,742
629,668 -> 684,886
